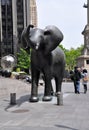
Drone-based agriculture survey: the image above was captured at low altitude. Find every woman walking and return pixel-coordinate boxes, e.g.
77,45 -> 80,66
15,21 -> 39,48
82,69 -> 88,94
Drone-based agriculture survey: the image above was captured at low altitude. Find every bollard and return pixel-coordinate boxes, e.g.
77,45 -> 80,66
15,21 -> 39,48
10,93 -> 16,105
57,92 -> 63,105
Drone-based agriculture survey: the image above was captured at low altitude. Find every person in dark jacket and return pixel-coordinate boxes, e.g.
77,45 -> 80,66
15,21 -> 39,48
73,66 -> 81,94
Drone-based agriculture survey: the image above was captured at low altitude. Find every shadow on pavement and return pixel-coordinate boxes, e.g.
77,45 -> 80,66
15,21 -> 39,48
55,124 -> 79,130
4,94 -> 30,111
4,93 -> 45,111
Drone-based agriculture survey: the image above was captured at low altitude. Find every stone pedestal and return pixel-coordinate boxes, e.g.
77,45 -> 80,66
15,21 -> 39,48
77,24 -> 89,73
77,1 -> 89,73
77,55 -> 89,73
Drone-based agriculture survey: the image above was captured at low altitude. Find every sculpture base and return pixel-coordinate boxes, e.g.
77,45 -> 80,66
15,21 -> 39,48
42,96 -> 52,102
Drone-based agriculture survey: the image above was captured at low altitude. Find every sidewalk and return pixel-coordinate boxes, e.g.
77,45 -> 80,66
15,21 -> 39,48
0,76 -> 89,130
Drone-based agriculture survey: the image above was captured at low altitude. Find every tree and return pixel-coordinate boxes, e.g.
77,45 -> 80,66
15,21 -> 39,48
59,44 -> 84,70
17,48 -> 31,73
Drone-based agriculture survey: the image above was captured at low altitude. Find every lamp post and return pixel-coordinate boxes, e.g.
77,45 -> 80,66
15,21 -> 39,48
0,0 -> 2,59
5,0 -> 8,55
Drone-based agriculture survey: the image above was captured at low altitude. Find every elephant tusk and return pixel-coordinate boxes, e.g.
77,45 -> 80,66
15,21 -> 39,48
35,43 -> 39,50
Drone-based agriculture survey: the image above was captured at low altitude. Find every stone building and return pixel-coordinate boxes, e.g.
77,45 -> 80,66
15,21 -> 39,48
30,0 -> 37,27
77,0 -> 89,72
0,0 -> 37,59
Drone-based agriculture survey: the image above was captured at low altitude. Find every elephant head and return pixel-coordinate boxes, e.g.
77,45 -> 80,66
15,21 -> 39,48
28,28 -> 45,50
21,25 -> 63,53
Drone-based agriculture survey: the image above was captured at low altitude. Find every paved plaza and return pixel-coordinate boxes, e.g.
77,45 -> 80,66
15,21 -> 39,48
0,76 -> 89,130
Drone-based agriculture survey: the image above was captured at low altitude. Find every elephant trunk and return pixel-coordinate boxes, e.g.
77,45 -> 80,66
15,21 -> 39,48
21,24 -> 34,50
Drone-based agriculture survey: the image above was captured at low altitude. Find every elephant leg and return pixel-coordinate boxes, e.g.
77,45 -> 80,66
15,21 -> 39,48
54,64 -> 65,95
42,69 -> 52,101
30,69 -> 40,102
51,81 -> 54,96
55,76 -> 63,95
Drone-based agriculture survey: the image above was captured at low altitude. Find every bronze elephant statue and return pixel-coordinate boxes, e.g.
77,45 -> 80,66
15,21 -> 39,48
21,25 -> 65,102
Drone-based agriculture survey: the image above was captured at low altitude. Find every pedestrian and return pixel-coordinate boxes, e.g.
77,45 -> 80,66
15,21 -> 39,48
82,69 -> 88,94
70,70 -> 76,93
73,66 -> 81,94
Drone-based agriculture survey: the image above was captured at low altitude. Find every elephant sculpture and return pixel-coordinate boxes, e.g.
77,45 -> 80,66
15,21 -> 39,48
21,25 -> 65,102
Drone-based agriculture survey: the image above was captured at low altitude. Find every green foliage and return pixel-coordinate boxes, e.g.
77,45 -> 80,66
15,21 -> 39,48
17,44 -> 84,73
59,44 -> 66,52
17,48 -> 31,71
59,44 -> 84,70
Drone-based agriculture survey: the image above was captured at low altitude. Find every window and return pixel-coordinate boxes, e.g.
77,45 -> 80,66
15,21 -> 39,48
86,60 -> 89,64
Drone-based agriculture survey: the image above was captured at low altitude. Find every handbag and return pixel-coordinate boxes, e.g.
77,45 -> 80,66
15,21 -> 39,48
83,76 -> 88,81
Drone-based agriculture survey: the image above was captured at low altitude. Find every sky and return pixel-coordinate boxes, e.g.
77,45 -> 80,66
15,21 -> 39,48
36,0 -> 87,49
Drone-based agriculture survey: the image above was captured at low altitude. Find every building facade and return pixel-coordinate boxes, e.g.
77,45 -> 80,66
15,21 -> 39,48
0,0 -> 37,59
30,0 -> 37,27
77,0 -> 89,72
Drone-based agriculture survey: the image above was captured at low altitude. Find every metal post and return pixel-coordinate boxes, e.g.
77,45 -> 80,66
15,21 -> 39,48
57,92 -> 63,105
10,93 -> 16,105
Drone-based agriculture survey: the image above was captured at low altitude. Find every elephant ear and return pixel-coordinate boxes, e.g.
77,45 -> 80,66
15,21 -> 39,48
44,25 -> 63,53
21,24 -> 34,53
